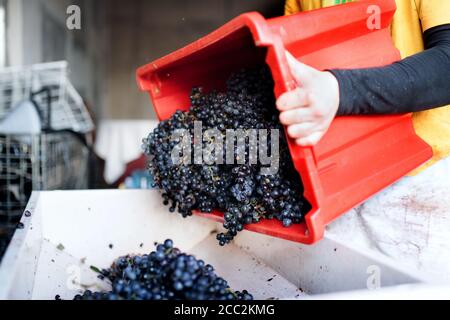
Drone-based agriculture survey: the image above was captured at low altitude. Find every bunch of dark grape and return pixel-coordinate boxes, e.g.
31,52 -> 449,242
73,240 -> 253,300
143,65 -> 310,246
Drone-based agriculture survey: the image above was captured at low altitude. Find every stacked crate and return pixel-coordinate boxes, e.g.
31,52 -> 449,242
0,61 -> 93,258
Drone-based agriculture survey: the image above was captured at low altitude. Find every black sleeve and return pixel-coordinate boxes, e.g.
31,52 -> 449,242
330,24 -> 450,115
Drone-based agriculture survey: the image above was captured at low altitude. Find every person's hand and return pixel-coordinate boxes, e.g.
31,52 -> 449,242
277,51 -> 340,146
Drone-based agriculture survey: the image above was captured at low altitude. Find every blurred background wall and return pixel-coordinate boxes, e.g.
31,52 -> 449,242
103,0 -> 283,120
5,0 -> 108,123
3,0 -> 283,121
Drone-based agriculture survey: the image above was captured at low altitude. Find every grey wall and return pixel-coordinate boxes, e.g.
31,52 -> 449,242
6,0 -> 108,122
103,0 -> 283,120
7,0 -> 283,121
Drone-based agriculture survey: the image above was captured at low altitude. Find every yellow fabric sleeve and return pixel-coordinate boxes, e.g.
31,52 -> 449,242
285,0 -> 301,15
417,0 -> 450,31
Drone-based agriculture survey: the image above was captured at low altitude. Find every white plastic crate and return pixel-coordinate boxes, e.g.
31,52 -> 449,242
0,190 -> 434,300
0,61 -> 94,133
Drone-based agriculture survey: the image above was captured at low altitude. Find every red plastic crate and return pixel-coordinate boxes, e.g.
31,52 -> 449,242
137,0 -> 432,244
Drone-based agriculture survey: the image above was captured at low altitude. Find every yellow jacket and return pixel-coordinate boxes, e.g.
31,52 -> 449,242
285,0 -> 450,173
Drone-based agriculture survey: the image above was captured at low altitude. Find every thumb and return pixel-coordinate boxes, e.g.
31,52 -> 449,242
285,51 -> 316,86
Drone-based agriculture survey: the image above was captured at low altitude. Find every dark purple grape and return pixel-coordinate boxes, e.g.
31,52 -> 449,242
72,240 -> 253,301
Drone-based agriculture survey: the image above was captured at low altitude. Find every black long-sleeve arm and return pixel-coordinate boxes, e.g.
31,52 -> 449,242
330,24 -> 450,115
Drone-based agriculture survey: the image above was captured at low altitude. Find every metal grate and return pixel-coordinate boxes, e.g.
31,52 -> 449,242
0,133 -> 89,226
0,135 -> 32,225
